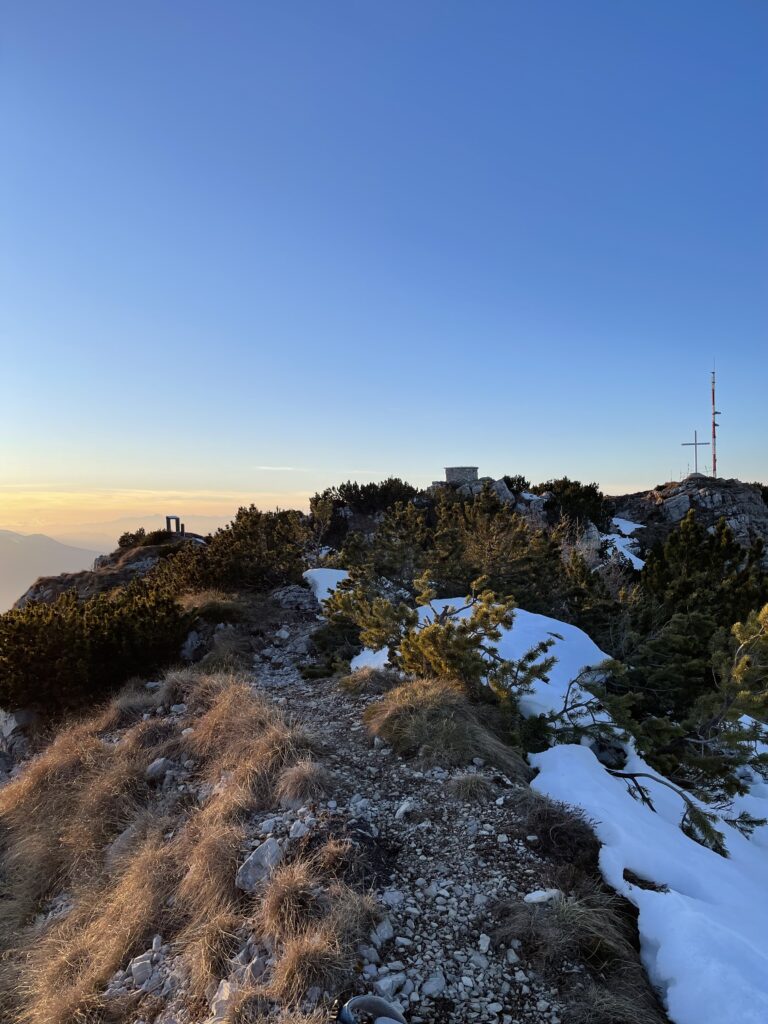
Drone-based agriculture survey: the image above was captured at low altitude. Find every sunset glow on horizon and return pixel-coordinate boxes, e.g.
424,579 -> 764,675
1,2 -> 765,538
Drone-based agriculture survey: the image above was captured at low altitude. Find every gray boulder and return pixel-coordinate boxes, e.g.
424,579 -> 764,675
235,838 -> 283,891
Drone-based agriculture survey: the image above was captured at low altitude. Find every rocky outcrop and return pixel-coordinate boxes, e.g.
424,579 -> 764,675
612,476 -> 768,563
427,476 -> 553,525
12,540 -> 197,608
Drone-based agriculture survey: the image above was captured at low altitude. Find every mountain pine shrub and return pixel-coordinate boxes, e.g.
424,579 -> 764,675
531,477 -> 612,534
154,506 -> 308,594
0,583 -> 190,712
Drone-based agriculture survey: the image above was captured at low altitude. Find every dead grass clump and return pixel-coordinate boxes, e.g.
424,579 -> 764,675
201,638 -> 253,672
0,730 -> 147,930
120,715 -> 182,757
0,664 -> 339,1023
494,882 -> 635,969
18,831 -> 179,1024
153,665 -> 205,706
269,925 -> 351,1003
256,859 -> 327,940
276,760 -> 334,809
264,875 -> 375,1004
57,752 -> 147,873
326,883 -> 378,940
180,590 -> 246,624
177,908 -> 242,1003
175,817 -> 245,920
75,681 -> 157,735
184,680 -> 277,761
564,975 -> 668,1024
311,837 -> 355,878
224,996 -> 325,1024
444,773 -> 497,803
363,677 -> 530,781
339,665 -> 400,695
515,791 -> 601,873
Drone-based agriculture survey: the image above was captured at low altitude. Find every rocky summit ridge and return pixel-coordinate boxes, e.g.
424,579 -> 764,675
611,475 -> 768,562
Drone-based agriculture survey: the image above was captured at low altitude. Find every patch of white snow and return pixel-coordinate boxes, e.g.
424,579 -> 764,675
302,568 -> 349,605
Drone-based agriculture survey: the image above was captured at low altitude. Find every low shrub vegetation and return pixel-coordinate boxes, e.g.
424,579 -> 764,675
0,582 -> 190,713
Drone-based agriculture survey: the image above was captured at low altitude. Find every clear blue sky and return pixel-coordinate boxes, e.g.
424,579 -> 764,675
1,0 -> 766,530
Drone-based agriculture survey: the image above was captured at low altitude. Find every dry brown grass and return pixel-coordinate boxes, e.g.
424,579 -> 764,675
325,883 -> 378,940
0,667 -> 324,1024
363,677 -> 530,781
263,874 -> 376,1006
564,975 -> 668,1024
443,773 -> 497,803
514,790 -> 601,874
17,829 -> 179,1024
179,589 -> 246,624
494,880 -> 636,969
0,728 -> 149,933
339,665 -> 401,695
177,908 -> 243,1004
222,992 -> 326,1024
276,759 -> 334,809
311,837 -> 355,878
256,858 -> 327,940
269,925 -> 351,1003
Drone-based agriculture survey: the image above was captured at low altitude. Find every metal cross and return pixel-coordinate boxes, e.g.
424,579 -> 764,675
681,429 -> 710,475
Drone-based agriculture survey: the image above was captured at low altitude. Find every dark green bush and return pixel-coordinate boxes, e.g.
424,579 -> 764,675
532,477 -> 612,533
503,474 -> 531,493
118,527 -> 146,548
117,527 -> 175,548
154,506 -> 308,594
0,583 -> 190,713
311,478 -> 418,517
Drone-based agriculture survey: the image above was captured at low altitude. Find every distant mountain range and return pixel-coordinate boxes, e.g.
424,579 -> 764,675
0,531 -> 99,612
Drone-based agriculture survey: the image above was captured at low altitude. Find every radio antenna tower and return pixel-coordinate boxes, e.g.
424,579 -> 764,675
711,368 -> 720,477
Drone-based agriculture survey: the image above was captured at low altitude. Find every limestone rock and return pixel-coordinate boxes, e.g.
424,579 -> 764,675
145,757 -> 175,781
235,837 -> 283,890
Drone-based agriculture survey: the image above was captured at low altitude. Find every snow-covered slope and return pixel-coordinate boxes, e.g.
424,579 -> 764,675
600,516 -> 645,570
532,745 -> 768,1024
303,567 -> 768,1024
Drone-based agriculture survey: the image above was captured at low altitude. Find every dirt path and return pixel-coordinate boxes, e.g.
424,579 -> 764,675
248,590 -> 573,1024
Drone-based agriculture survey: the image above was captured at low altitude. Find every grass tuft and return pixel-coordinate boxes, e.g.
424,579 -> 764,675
363,677 -> 530,780
269,925 -> 351,1003
443,773 -> 497,803
276,760 -> 334,809
180,589 -> 246,623
494,880 -> 636,970
339,665 -> 400,695
0,667 -> 320,1023
256,858 -> 327,940
564,975 -> 668,1024
515,791 -> 601,873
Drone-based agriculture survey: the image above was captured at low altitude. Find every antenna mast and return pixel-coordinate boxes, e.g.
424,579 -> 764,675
711,369 -> 720,477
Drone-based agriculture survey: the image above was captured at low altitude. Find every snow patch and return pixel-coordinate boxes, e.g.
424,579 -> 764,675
612,516 -> 644,536
303,568 -> 349,604
601,531 -> 645,570
531,743 -> 768,1024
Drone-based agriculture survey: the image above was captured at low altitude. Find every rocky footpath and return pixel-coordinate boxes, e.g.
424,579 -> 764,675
171,586 -> 599,1024
5,584 -> 632,1024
